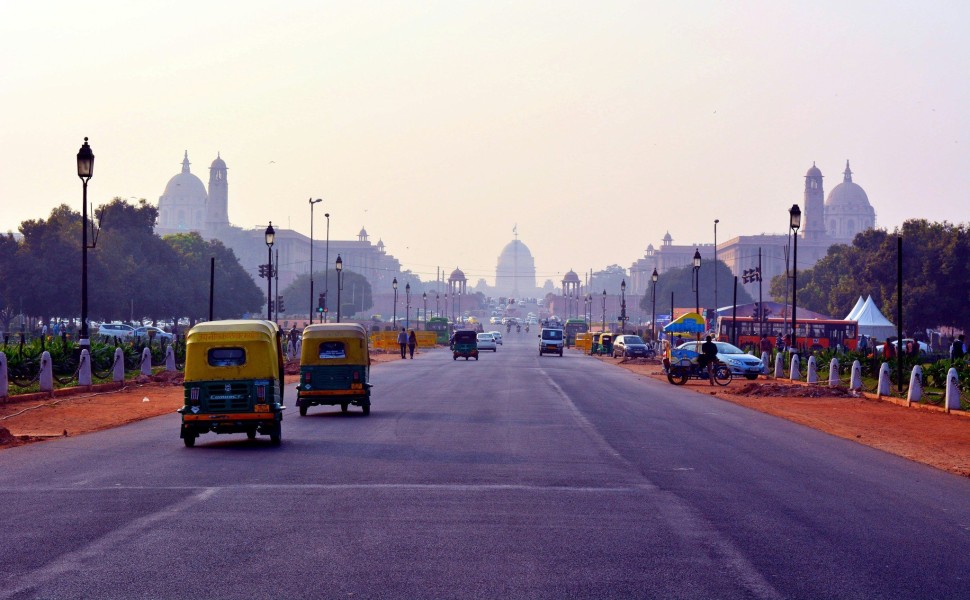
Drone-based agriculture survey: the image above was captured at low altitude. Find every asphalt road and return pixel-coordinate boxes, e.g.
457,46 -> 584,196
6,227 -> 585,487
3,331 -> 970,599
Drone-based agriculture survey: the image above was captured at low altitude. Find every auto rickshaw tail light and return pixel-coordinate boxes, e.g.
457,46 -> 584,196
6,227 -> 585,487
256,385 -> 266,402
190,387 -> 200,404
303,371 -> 311,383
352,371 -> 360,382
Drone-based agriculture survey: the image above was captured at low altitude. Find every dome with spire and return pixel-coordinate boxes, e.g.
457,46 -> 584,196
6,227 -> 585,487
806,162 -> 822,178
562,270 -> 580,283
162,151 -> 208,202
448,267 -> 466,281
825,160 -> 872,211
210,152 -> 226,170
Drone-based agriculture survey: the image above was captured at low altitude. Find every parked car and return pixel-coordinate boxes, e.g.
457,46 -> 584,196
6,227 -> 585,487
875,339 -> 929,355
98,322 -> 134,339
133,326 -> 174,342
612,335 -> 653,358
477,332 -> 498,352
675,340 -> 763,379
489,331 -> 503,345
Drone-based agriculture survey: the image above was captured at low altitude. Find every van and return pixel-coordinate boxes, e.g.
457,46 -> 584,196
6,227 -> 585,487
539,328 -> 564,356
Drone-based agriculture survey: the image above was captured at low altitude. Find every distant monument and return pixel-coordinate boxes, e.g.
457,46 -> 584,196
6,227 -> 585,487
494,226 -> 538,298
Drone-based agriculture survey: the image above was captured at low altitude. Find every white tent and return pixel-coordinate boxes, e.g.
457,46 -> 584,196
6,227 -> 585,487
845,296 -> 865,321
854,295 -> 896,340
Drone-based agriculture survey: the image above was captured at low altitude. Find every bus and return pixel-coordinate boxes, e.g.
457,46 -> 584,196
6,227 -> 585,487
426,317 -> 451,344
716,316 -> 858,352
563,318 -> 589,347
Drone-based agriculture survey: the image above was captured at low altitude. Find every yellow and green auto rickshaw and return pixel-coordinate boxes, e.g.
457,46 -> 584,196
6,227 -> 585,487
297,323 -> 372,416
452,329 -> 479,360
178,320 -> 285,447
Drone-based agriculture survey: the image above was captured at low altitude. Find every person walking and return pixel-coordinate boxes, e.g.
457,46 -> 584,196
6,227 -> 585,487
407,330 -> 417,359
699,335 -> 719,386
883,338 -> 896,361
397,327 -> 408,359
951,334 -> 966,361
759,334 -> 772,356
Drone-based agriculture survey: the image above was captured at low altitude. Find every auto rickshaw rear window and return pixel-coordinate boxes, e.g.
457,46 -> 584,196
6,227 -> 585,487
318,341 -> 346,359
208,347 -> 246,366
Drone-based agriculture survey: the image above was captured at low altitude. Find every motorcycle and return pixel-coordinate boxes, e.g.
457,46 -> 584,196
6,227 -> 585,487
662,356 -> 732,386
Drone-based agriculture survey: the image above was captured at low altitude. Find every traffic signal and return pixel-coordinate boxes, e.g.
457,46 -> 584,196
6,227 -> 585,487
317,293 -> 325,313
268,300 -> 274,314
258,264 -> 267,278
276,295 -> 285,313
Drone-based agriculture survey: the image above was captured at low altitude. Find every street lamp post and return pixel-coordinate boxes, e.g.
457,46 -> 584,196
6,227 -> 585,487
265,223 -> 275,320
323,213 -> 330,323
76,138 -> 94,349
405,283 -> 411,331
457,291 -> 462,325
601,290 -> 607,333
392,278 -> 398,328
692,249 -> 701,340
335,255 -> 343,323
309,198 -> 322,324
435,292 -> 440,319
789,204 -> 802,353
422,292 -> 427,330
620,280 -> 627,334
651,268 -> 659,342
714,219 -> 719,312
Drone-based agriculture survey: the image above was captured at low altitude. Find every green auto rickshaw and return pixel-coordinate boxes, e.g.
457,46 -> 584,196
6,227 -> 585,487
297,323 -> 372,416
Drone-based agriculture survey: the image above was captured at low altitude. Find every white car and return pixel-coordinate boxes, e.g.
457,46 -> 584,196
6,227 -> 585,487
477,332 -> 498,352
98,322 -> 134,339
875,339 -> 929,355
489,331 -> 503,345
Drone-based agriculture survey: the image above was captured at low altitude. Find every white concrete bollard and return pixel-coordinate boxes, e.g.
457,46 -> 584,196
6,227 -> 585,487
39,351 -> 53,392
760,351 -> 770,374
829,358 -> 840,387
807,355 -> 818,384
140,347 -> 152,376
774,353 -> 784,378
113,347 -> 125,382
907,365 -> 923,404
0,351 -> 7,399
78,349 -> 92,386
165,346 -> 176,371
849,360 -> 862,391
877,362 -> 891,396
850,360 -> 862,391
945,368 -> 961,412
789,354 -> 801,381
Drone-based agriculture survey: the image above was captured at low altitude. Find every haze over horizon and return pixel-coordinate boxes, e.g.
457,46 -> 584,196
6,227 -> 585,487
2,1 -> 968,288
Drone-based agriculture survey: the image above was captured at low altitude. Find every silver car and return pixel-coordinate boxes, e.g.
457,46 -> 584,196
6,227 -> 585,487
675,340 -> 763,380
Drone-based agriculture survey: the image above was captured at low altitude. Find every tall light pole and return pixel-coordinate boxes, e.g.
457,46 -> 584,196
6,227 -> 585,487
335,254 -> 343,323
423,292 -> 428,330
457,290 -> 462,325
789,204 -> 802,353
309,198 -> 322,324
435,292 -> 440,318
620,279 -> 627,334
692,249 -> 701,340
76,138 -> 94,349
601,290 -> 607,333
714,219 -> 719,312
265,223 -> 275,320
323,213 -> 330,323
651,268 -> 659,342
405,283 -> 411,330
392,278 -> 398,328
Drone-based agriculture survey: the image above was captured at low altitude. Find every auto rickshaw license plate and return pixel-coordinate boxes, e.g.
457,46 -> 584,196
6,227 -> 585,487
254,404 -> 270,412
351,383 -> 363,390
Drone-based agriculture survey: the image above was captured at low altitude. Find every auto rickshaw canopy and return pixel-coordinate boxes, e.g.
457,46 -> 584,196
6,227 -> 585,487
184,320 -> 282,382
300,323 -> 370,366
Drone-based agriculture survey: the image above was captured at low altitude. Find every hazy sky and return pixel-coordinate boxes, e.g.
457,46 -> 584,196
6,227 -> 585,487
2,1 -> 968,288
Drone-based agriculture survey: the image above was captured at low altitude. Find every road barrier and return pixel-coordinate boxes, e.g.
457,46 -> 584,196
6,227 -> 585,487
370,331 -> 438,352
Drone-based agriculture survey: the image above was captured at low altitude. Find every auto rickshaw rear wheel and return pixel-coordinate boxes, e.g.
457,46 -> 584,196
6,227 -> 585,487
183,434 -> 196,447
247,429 -> 257,439
299,405 -> 308,416
341,403 -> 349,413
362,405 -> 370,415
270,425 -> 281,445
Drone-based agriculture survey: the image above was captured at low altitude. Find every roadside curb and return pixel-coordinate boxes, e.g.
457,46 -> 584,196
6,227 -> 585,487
3,382 -> 125,405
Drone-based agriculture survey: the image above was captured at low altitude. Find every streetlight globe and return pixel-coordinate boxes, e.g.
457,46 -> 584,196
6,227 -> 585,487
265,222 -> 275,247
406,282 -> 411,294
652,268 -> 659,283
621,279 -> 626,292
392,277 -> 397,290
693,249 -> 701,268
335,255 -> 343,271
77,137 -> 94,180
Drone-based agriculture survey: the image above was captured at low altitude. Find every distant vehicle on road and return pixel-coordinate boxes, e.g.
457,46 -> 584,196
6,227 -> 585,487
539,328 -> 564,356
489,331 -> 503,345
98,322 -> 134,339
133,326 -> 173,342
875,339 -> 929,355
612,335 -> 653,358
477,332 -> 498,352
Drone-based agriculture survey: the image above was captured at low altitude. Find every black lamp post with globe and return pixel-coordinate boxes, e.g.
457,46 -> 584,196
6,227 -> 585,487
76,138 -> 94,349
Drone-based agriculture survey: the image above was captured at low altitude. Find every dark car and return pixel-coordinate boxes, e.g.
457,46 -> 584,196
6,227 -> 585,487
612,334 -> 652,358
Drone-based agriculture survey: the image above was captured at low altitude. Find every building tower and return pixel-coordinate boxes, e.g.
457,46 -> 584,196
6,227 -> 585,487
802,162 -> 826,241
205,153 -> 230,234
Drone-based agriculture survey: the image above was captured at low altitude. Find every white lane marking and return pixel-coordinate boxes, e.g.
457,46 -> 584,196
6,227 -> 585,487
0,487 -> 219,600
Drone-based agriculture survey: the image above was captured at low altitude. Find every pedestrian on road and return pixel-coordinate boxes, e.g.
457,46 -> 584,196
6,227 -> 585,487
951,335 -> 966,361
397,328 -> 408,359
407,330 -> 417,359
699,335 -> 719,386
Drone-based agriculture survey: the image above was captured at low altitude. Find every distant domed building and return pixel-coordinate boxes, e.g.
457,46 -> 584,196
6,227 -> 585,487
824,161 -> 876,243
156,152 -> 216,234
495,236 -> 537,298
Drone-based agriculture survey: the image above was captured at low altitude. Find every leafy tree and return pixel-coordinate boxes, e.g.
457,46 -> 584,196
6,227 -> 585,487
280,269 -> 373,319
0,232 -> 20,331
17,205 -> 82,324
639,260 -> 753,314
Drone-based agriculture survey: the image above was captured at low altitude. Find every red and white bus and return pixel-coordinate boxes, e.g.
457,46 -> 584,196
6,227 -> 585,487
716,316 -> 859,352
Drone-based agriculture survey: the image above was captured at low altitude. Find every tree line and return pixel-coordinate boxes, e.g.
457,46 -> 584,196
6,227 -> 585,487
769,219 -> 970,334
0,198 -> 263,332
